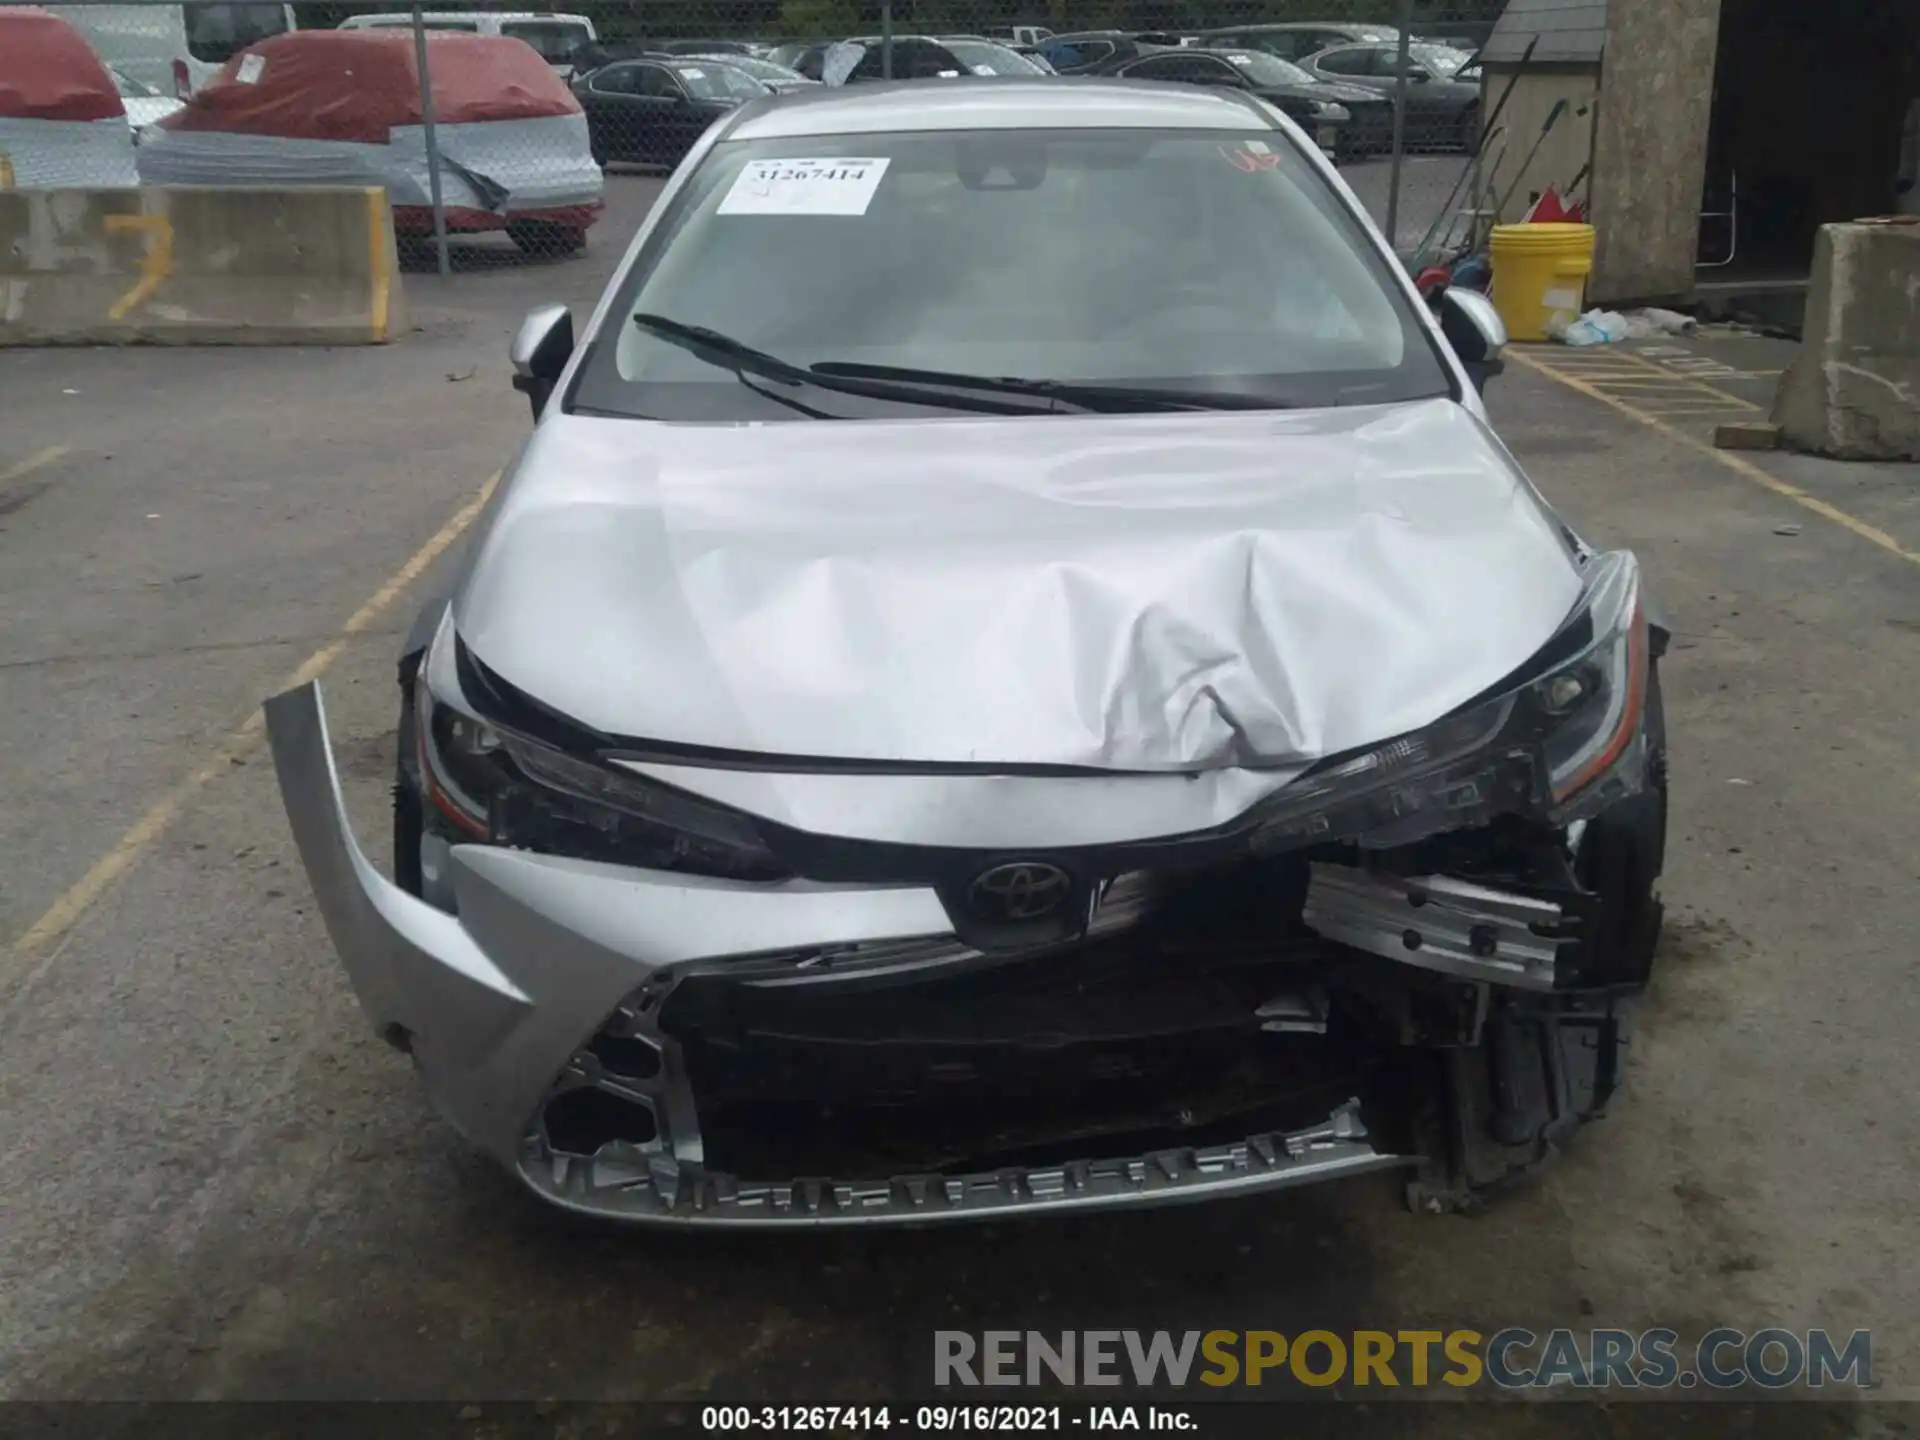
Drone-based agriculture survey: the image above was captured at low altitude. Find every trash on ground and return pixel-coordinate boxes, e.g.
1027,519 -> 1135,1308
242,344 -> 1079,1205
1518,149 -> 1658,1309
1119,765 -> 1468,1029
1773,523 -> 1803,536
1550,306 -> 1702,346
1550,309 -> 1633,346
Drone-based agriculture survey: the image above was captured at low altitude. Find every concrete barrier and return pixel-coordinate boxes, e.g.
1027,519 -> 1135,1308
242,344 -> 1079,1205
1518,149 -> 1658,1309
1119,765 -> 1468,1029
1771,222 -> 1920,461
0,185 -> 405,345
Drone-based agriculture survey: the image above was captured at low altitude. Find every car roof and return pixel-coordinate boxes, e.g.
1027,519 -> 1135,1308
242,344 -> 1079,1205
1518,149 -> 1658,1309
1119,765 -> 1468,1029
1212,21 -> 1399,33
726,77 -> 1265,139
342,10 -> 590,21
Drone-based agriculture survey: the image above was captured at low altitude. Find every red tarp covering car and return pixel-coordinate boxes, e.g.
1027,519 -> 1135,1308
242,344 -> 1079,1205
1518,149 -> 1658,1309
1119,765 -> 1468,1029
139,30 -> 603,243
0,8 -> 138,187
0,7 -> 126,122
160,29 -> 576,141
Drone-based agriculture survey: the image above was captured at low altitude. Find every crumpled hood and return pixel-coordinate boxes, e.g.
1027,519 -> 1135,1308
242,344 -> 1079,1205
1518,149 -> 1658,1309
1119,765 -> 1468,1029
454,400 -> 1583,771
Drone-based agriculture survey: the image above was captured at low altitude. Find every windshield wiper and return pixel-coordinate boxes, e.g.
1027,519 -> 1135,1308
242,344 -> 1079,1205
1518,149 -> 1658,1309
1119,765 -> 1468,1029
809,360 -> 1288,413
632,314 -> 1064,416
633,314 -> 1285,415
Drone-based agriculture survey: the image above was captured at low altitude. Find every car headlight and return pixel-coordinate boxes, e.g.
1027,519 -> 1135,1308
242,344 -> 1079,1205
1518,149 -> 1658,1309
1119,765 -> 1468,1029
414,651 -> 789,882
1532,548 -> 1648,805
1312,101 -> 1351,121
1251,551 -> 1651,851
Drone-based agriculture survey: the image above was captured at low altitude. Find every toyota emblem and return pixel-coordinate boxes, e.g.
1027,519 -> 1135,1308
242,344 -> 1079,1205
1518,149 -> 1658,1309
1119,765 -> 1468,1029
967,861 -> 1073,922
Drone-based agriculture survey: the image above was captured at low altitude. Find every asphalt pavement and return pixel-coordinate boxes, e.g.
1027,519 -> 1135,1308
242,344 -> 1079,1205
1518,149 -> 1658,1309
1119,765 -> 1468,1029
1,173 -> 1916,1420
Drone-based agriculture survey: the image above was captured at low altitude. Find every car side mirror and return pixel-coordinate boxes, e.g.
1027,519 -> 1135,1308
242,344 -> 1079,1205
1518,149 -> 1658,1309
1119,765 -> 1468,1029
510,304 -> 574,419
1436,287 -> 1506,392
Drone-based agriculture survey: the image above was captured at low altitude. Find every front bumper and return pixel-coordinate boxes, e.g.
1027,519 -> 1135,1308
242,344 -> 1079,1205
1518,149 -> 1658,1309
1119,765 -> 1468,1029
267,681 -> 1611,1225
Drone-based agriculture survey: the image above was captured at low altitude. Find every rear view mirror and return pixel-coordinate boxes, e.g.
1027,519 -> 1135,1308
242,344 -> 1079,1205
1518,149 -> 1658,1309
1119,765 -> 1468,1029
510,304 -> 574,419
1436,287 -> 1506,392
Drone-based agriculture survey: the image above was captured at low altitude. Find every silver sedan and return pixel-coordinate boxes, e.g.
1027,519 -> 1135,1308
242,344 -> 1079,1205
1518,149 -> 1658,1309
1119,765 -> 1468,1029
266,78 -> 1670,1227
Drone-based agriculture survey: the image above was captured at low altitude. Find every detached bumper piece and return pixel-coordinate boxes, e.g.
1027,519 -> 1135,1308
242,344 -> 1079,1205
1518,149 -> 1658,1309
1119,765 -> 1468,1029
519,1094 -> 1403,1227
1302,862 -> 1582,992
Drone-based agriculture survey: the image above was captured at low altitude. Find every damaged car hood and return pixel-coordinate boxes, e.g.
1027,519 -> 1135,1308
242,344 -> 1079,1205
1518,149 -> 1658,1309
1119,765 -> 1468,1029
453,399 -> 1584,772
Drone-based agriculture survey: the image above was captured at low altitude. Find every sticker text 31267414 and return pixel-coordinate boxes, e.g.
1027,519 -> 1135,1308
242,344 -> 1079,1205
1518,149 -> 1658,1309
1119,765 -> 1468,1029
717,158 -> 892,216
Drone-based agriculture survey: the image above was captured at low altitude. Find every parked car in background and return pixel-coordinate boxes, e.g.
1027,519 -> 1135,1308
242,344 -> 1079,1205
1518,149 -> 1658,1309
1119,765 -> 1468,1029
139,31 -> 604,254
110,65 -> 186,139
936,38 -> 1049,76
1013,45 -> 1058,73
761,40 -> 812,69
338,12 -> 598,77
1035,30 -> 1183,75
1304,42 -> 1482,152
1101,47 -> 1385,160
1197,20 -> 1405,62
47,2 -> 295,97
0,8 -> 138,185
654,38 -> 761,57
676,52 -> 817,93
984,23 -> 1053,46
790,36 -> 983,85
574,56 -> 766,167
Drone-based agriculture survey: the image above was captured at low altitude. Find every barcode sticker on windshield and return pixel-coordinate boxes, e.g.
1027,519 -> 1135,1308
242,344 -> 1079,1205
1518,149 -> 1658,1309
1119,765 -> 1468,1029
718,157 -> 891,216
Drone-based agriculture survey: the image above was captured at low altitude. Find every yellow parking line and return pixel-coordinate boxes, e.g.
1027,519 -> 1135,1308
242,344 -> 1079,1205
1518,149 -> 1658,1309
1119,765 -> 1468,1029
1610,349 -> 1773,411
0,445 -> 68,487
1633,406 -> 1762,419
2,470 -> 502,983
1510,349 -> 1920,566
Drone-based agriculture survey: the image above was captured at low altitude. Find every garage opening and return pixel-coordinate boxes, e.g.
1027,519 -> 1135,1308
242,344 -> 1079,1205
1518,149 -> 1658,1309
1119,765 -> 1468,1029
1701,0 -> 1920,290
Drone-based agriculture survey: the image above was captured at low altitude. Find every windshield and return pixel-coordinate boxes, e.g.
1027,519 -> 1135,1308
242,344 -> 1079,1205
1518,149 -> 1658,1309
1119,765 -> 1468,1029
940,40 -> 1044,74
500,21 -> 591,62
1215,51 -> 1315,87
1412,44 -> 1470,74
184,2 -> 288,62
572,128 -> 1449,422
689,54 -> 802,83
672,63 -> 767,101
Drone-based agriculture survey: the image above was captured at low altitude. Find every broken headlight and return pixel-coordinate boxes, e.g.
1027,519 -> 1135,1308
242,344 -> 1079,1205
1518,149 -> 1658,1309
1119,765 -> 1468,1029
1251,550 -> 1650,851
414,650 -> 788,882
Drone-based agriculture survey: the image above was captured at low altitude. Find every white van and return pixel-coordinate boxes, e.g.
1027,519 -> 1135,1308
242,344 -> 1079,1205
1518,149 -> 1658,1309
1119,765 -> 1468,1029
336,12 -> 598,73
46,3 -> 297,98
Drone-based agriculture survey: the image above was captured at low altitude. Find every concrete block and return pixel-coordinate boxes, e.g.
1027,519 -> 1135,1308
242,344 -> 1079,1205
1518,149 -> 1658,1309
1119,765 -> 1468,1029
1771,223 -> 1920,460
0,186 -> 406,346
1712,420 -> 1781,451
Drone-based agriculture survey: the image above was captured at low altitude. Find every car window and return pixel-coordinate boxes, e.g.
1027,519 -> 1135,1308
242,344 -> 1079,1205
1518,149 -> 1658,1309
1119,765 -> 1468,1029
675,63 -> 765,101
184,2 -> 289,63
941,40 -> 1043,75
1313,47 -> 1374,76
500,21 -> 591,63
574,127 -> 1451,423
591,64 -> 640,95
1045,38 -> 1109,67
1411,44 -> 1469,76
849,39 -> 964,81
1182,55 -> 1242,83
1117,54 -> 1176,80
1216,51 -> 1314,86
634,64 -> 682,99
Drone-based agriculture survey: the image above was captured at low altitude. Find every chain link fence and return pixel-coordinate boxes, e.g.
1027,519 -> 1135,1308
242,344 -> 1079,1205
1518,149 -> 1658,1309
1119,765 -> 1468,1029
3,0 -> 1512,270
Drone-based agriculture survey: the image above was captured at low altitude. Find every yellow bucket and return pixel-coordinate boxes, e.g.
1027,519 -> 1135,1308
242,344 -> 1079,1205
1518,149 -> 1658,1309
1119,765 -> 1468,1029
1488,223 -> 1597,342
